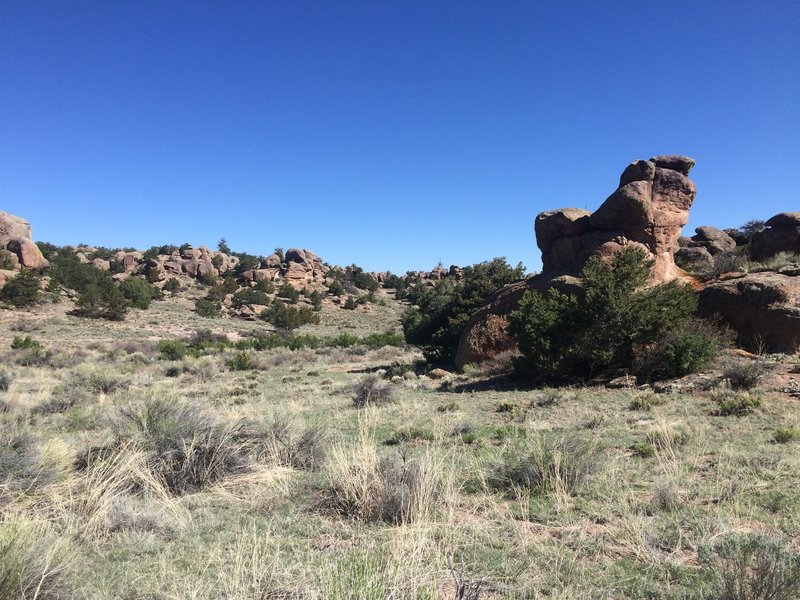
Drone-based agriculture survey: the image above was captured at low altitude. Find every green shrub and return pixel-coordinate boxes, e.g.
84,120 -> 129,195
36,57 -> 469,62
260,299 -> 319,330
11,335 -> 41,350
402,257 -> 525,363
0,269 -> 42,307
158,339 -> 188,360
328,333 -> 361,348
309,289 -> 323,310
363,329 -> 404,349
635,318 -> 729,380
75,280 -> 129,320
119,276 -> 156,309
226,351 -> 255,371
722,359 -> 768,390
343,296 -> 358,310
509,247 -> 697,383
231,287 -> 269,308
773,428 -> 800,444
162,278 -> 181,296
328,280 -> 345,297
253,279 -> 275,294
699,533 -> 800,600
194,297 -> 221,318
631,441 -> 657,458
714,391 -> 762,416
277,284 -> 300,303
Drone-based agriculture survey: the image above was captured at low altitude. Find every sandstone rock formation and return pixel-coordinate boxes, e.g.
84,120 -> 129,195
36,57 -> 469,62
0,210 -> 48,269
534,155 -> 696,283
750,213 -> 800,261
455,155 -> 697,368
699,270 -> 800,351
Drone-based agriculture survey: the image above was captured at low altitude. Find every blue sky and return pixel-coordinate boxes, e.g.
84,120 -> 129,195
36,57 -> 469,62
1,1 -> 798,273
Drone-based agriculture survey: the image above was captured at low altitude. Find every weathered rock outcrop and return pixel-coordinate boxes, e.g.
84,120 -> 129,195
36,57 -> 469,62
699,270 -> 800,351
534,155 -> 696,282
0,210 -> 48,269
750,213 -> 800,261
455,155 -> 697,368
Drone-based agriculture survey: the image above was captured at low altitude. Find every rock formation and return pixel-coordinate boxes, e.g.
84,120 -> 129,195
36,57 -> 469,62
455,155 -> 697,368
749,213 -> 800,261
699,270 -> 800,351
0,210 -> 48,269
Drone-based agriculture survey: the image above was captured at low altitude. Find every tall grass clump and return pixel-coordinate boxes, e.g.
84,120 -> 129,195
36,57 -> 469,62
0,520 -> 72,599
106,398 -> 254,495
351,375 -> 397,408
324,441 -> 449,524
0,427 -> 60,501
498,435 -> 600,498
261,417 -> 327,471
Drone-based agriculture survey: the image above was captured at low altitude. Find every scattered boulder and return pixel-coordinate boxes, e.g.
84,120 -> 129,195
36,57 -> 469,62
675,246 -> 714,272
455,155 -> 697,368
689,226 -> 736,255
0,210 -> 48,269
750,212 -> 800,261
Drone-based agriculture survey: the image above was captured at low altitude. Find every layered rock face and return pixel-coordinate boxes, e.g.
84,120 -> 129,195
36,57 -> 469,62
455,155 -> 697,368
750,213 -> 800,261
0,210 -> 49,269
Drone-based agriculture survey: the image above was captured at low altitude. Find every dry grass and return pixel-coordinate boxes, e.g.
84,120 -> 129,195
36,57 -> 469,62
0,293 -> 797,597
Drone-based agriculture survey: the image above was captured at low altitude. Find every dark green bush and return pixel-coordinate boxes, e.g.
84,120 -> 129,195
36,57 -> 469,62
0,269 -> 42,307
277,284 -> 300,303
11,335 -> 41,350
75,281 -> 128,321
402,257 -> 525,363
773,428 -> 800,444
226,351 -> 255,371
163,278 -> 181,296
158,339 -> 188,360
363,330 -> 404,349
509,248 -> 697,383
194,297 -> 221,318
260,299 -> 319,330
328,280 -> 345,297
635,318 -> 730,380
119,277 -> 157,309
231,287 -> 269,308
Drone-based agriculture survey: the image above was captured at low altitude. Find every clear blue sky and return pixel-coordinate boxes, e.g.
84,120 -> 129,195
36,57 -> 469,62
2,1 -> 798,273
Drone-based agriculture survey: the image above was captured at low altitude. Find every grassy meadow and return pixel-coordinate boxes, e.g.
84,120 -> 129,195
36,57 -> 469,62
1,285 -> 799,599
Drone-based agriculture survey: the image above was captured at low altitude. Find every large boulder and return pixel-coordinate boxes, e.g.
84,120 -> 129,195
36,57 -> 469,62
0,210 -> 48,269
455,155 -> 697,368
535,155 -> 696,283
750,213 -> 800,261
698,271 -> 800,351
689,226 -> 736,255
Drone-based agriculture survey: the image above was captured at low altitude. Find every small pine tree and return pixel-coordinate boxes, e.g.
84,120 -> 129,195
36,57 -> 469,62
0,269 -> 42,307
